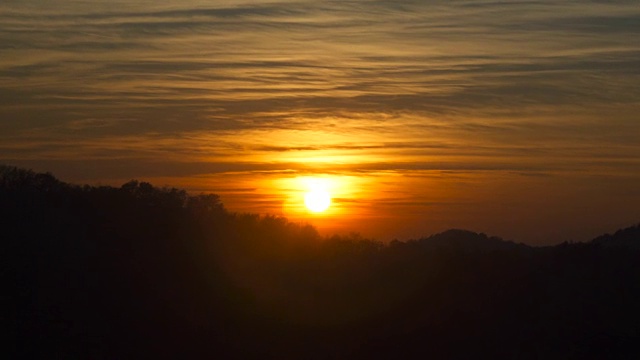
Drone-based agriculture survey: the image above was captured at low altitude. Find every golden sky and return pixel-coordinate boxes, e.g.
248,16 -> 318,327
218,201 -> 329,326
1,0 -> 639,244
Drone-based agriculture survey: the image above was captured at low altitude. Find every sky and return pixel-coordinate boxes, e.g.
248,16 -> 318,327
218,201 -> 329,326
1,0 -> 639,244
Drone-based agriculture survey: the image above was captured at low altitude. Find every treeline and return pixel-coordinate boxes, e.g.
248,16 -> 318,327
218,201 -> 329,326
2,165 -> 640,359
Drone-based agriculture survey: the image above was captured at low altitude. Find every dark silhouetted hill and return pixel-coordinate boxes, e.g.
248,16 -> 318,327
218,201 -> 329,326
412,228 -> 529,252
591,223 -> 640,250
3,165 -> 640,359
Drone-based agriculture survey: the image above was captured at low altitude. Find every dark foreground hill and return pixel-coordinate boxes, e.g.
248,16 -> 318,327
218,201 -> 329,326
2,166 -> 640,359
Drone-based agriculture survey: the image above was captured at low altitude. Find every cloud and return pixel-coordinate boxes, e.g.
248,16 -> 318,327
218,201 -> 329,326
1,0 -> 639,180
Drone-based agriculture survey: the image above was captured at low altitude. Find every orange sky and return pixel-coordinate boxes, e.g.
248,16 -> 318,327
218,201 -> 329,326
1,0 -> 639,244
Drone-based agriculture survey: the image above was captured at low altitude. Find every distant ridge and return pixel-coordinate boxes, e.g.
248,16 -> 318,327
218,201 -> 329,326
411,228 -> 529,252
591,223 -> 640,250
410,225 -> 640,252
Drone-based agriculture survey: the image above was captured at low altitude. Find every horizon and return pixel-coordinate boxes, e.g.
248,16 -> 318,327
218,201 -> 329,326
3,163 -> 638,246
2,0 -> 640,245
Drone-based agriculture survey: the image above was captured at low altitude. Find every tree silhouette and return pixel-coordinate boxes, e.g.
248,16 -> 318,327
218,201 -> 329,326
2,165 -> 639,359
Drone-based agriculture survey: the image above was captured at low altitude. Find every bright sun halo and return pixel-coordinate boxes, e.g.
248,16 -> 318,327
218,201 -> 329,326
304,188 -> 331,213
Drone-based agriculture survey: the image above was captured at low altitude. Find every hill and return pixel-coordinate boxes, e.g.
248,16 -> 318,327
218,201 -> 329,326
591,223 -> 640,250
2,165 -> 640,359
412,228 -> 529,252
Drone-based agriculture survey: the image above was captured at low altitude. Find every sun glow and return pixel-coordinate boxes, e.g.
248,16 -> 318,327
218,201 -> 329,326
274,175 -> 365,230
304,187 -> 331,212
301,178 -> 333,213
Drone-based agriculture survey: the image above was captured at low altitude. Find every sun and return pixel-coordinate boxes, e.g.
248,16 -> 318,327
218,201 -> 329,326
304,188 -> 331,213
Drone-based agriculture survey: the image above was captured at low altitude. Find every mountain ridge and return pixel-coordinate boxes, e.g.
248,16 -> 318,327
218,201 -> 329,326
3,164 -> 640,359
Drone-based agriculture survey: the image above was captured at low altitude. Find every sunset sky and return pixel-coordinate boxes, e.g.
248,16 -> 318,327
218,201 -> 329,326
2,0 -> 639,244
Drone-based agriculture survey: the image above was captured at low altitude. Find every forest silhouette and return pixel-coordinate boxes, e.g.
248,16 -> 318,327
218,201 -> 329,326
3,165 -> 639,359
